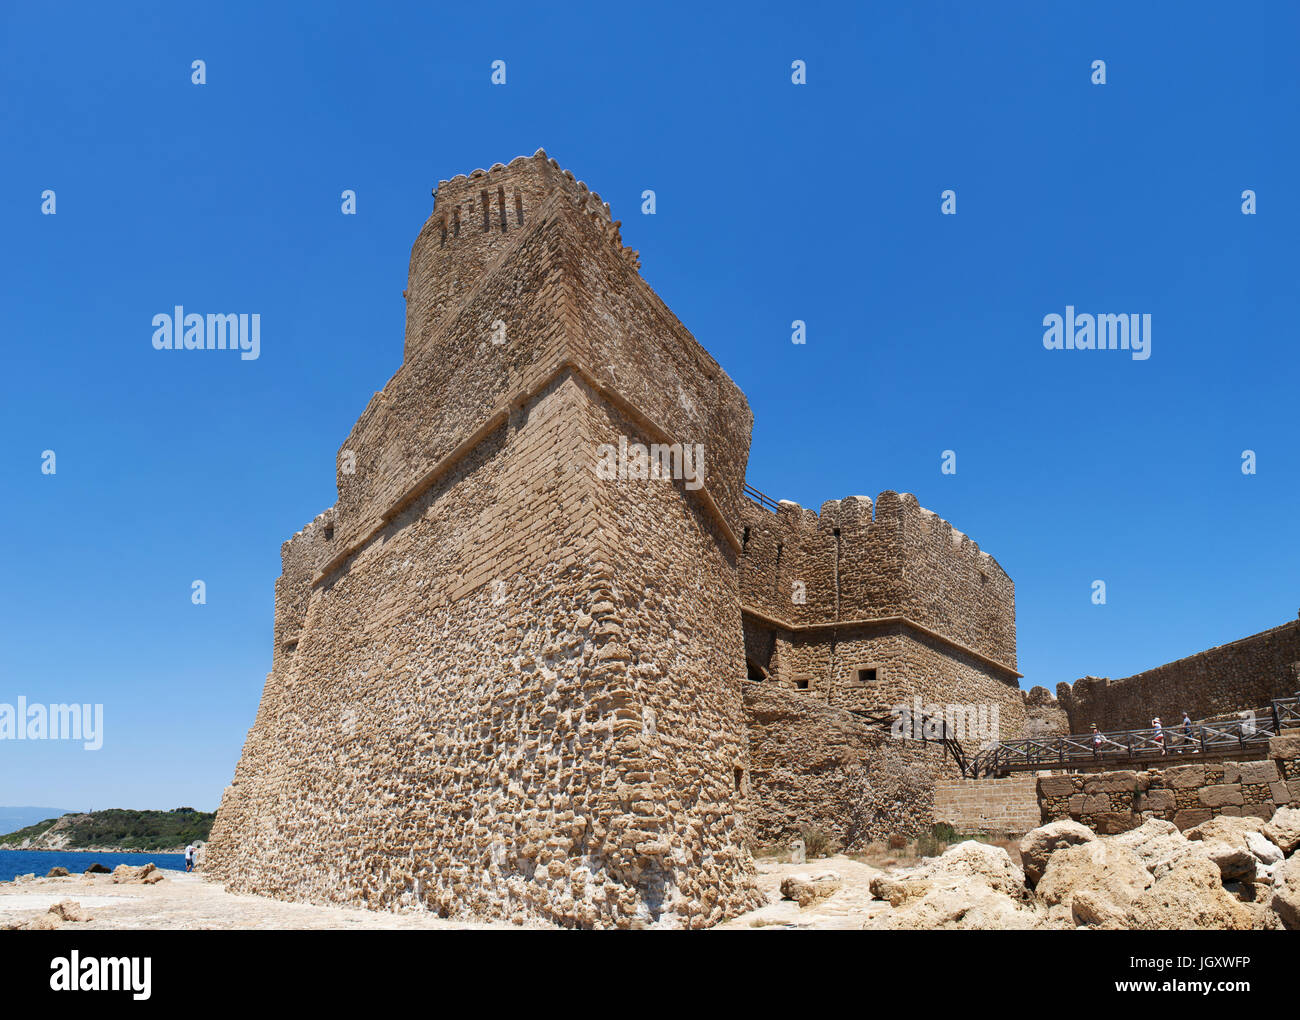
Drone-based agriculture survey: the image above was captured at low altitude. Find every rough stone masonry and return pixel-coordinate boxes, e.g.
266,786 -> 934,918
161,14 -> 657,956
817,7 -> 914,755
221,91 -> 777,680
205,151 -> 1026,927
205,151 -> 762,928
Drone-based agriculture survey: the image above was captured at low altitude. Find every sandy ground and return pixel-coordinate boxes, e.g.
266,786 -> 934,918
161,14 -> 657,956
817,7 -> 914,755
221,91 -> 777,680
717,854 -> 889,929
0,872 -> 512,930
0,856 -> 885,930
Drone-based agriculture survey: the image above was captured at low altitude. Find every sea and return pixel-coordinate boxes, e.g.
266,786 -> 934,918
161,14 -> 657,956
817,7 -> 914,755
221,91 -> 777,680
0,849 -> 187,883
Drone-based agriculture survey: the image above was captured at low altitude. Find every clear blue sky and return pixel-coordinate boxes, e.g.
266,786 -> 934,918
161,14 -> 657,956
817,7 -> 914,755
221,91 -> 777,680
2,1 -> 1297,812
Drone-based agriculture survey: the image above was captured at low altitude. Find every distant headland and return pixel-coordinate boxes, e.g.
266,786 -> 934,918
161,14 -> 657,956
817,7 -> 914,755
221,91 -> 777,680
0,807 -> 213,853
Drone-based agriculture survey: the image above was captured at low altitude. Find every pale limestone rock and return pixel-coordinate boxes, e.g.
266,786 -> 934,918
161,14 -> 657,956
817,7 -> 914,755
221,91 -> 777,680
1270,857 -> 1300,930
1019,819 -> 1096,885
780,870 -> 842,907
870,841 -> 1028,908
1107,818 -> 1192,877
1192,840 -> 1257,881
1036,840 -> 1152,927
1263,806 -> 1300,855
1245,830 -> 1284,866
1185,814 -> 1268,844
1125,854 -> 1253,930
48,899 -> 91,922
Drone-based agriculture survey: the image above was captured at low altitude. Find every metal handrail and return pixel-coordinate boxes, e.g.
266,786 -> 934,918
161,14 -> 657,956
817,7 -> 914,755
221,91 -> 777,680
743,482 -> 780,513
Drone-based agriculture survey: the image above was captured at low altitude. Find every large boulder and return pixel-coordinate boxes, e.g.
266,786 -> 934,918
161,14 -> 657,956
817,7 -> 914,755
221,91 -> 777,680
83,862 -> 111,875
1036,840 -> 1152,927
48,900 -> 90,922
1107,818 -> 1192,877
45,867 -> 70,878
1245,831 -> 1284,867
1126,854 -> 1254,930
1193,840 -> 1258,881
780,870 -> 842,907
1185,815 -> 1267,844
111,862 -> 165,885
1019,820 -> 1096,885
867,841 -> 1045,929
868,881 -> 1046,930
1271,857 -> 1300,930
1184,815 -> 1270,881
1263,806 -> 1300,855
870,841 -> 1028,907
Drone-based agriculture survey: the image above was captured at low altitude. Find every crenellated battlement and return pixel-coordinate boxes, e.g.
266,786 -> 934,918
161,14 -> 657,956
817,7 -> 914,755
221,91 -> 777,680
404,149 -> 638,362
739,490 -> 1016,671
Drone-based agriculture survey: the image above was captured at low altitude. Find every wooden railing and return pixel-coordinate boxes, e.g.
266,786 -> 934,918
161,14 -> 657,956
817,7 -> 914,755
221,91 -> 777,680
965,692 -> 1300,778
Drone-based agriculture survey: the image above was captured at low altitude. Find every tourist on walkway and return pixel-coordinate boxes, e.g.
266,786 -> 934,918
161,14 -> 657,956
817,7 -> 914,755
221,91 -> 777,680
1152,716 -> 1165,755
1091,723 -> 1103,757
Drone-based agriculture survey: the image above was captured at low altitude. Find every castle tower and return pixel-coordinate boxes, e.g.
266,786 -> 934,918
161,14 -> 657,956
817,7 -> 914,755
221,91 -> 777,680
204,152 -> 760,928
738,491 -> 1025,735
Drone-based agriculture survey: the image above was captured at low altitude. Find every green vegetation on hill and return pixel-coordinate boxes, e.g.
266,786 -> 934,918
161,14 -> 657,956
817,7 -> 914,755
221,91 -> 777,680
0,817 -> 60,845
0,807 -> 214,850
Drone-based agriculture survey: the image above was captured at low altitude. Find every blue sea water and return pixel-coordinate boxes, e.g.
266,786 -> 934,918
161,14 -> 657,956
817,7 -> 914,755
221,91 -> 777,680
0,849 -> 187,882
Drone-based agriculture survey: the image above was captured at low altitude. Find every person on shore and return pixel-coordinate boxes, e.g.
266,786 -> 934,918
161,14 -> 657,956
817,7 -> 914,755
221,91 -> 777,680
1152,716 -> 1165,755
185,843 -> 197,873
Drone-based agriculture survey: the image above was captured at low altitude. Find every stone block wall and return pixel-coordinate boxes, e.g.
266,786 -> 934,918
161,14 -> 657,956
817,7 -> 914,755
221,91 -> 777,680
1057,618 -> 1300,732
932,777 -> 1041,836
1037,735 -> 1300,833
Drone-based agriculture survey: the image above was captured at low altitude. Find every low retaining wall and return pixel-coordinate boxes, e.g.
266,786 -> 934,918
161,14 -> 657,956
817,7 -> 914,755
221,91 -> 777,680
933,776 -> 1040,836
1038,734 -> 1300,833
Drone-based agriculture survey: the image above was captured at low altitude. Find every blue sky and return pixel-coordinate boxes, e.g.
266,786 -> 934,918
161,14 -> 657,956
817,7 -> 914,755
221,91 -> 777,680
2,1 -> 1297,812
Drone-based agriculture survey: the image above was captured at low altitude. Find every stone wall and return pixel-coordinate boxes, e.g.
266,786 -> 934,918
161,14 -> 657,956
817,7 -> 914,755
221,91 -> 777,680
1057,617 -> 1300,732
740,495 -> 1016,668
206,150 -> 1032,929
738,493 -> 1025,745
206,152 -> 762,929
1022,686 -> 1070,738
743,684 -> 958,850
932,777 -> 1041,836
1037,734 -> 1300,833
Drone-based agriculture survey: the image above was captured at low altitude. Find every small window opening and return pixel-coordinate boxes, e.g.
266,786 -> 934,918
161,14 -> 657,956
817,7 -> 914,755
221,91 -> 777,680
857,668 -> 877,685
795,677 -> 809,691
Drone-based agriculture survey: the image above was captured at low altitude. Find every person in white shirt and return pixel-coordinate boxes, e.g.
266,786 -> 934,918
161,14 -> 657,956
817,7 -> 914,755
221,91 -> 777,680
185,844 -> 197,872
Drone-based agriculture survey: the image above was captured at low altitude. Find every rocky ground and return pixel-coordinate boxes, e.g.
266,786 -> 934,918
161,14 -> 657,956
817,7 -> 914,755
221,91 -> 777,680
4,808 -> 1297,930
725,805 -> 1300,930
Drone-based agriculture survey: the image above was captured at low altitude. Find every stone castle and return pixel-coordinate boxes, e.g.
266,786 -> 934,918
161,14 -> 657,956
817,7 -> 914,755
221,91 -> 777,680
204,150 -> 1031,928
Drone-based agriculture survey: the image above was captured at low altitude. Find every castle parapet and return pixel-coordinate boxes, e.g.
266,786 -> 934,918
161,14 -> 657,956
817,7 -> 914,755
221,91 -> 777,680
740,490 -> 1016,671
